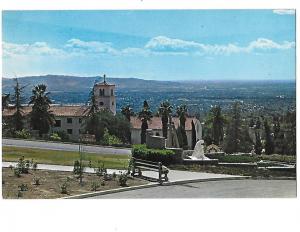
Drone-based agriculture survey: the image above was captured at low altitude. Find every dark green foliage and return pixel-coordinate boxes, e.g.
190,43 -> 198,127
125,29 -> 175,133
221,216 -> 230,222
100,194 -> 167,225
249,118 -> 255,127
224,102 -> 243,153
224,102 -> 253,153
56,130 -> 70,142
132,144 -> 176,165
176,126 -> 183,147
205,153 -> 260,163
84,110 -> 131,143
14,168 -> 21,178
264,120 -> 274,155
60,180 -> 69,194
191,120 -> 197,149
121,105 -> 135,121
138,100 -> 153,144
176,105 -> 188,147
94,161 -> 107,176
10,79 -> 26,131
29,84 -> 54,136
2,93 -> 10,111
118,172 -> 128,187
158,101 -> 173,138
121,105 -> 134,142
205,105 -> 226,145
18,183 -> 28,191
284,110 -> 296,156
254,131 -> 262,155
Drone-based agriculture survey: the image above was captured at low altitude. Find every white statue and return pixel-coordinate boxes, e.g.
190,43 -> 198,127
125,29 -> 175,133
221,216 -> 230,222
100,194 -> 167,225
190,139 -> 209,160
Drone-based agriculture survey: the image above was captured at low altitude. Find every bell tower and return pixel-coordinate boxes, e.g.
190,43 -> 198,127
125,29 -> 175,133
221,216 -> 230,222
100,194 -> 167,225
93,74 -> 116,115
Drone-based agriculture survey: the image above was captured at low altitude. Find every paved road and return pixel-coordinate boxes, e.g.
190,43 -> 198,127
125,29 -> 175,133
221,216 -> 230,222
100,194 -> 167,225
2,138 -> 131,156
90,179 -> 296,198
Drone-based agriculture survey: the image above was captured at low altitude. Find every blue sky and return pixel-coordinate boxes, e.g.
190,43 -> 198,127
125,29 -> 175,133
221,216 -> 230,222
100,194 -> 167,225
2,10 -> 296,80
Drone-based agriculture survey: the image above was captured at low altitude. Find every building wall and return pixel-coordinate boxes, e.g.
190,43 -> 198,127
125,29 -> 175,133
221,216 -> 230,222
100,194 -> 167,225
52,116 -> 84,141
94,85 -> 116,115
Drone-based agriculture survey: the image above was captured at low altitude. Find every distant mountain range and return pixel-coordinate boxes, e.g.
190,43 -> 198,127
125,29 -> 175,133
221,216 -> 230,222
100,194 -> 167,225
2,75 -> 182,94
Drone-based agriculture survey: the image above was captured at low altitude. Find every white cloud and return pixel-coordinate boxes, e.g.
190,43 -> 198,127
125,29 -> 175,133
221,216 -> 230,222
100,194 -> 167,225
144,36 -> 295,55
3,37 -> 295,60
273,9 -> 295,15
65,39 -> 118,55
3,41 -> 65,58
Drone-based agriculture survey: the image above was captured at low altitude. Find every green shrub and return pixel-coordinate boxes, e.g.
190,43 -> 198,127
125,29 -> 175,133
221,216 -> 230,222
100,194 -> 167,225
56,130 -> 70,142
15,129 -> 31,139
206,153 -> 259,163
18,183 -> 28,191
132,144 -> 176,165
118,172 -> 128,187
94,161 -> 107,176
60,181 -> 69,194
14,168 -> 21,177
50,133 -> 61,141
102,128 -> 122,146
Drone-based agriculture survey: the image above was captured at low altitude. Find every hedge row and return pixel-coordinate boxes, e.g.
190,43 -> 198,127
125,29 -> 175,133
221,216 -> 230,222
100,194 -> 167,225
132,144 -> 176,165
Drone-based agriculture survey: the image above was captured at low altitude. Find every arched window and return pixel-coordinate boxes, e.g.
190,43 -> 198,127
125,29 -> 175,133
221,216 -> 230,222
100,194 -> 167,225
111,89 -> 114,96
99,102 -> 104,106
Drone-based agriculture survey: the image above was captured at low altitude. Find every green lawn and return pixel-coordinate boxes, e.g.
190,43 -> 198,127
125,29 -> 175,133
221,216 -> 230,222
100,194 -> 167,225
2,146 -> 130,169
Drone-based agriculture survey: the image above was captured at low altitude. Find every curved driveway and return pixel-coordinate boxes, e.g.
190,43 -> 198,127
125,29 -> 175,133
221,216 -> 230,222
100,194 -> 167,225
2,138 -> 131,156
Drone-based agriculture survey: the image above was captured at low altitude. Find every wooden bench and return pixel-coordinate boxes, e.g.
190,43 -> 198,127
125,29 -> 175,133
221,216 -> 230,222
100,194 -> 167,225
130,158 -> 169,184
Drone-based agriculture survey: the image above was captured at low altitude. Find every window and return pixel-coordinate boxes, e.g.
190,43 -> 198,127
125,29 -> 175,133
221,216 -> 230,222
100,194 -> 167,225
99,102 -> 104,106
99,89 -> 104,96
54,120 -> 61,127
67,118 -> 72,124
67,129 -> 73,135
112,101 -> 114,106
111,89 -> 114,96
79,118 -> 82,124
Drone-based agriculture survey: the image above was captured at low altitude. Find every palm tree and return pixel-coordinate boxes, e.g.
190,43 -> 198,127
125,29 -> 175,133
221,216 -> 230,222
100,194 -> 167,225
121,105 -> 135,121
206,105 -> 226,145
138,100 -> 152,144
11,79 -> 26,131
176,104 -> 188,147
158,101 -> 172,138
29,84 -> 54,136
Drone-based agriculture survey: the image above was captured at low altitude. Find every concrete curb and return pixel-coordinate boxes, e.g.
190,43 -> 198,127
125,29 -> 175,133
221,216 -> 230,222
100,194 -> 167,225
61,176 -> 250,199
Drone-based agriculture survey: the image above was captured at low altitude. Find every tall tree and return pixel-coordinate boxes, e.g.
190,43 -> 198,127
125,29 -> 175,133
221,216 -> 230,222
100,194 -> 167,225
284,110 -> 296,156
138,100 -> 152,144
158,101 -> 173,138
191,120 -> 197,149
224,102 -> 242,153
11,79 -> 26,131
176,104 -> 188,147
121,105 -> 135,121
2,94 -> 10,111
254,131 -> 262,155
29,84 -> 54,136
206,105 -> 226,145
264,119 -> 274,155
84,84 -> 99,116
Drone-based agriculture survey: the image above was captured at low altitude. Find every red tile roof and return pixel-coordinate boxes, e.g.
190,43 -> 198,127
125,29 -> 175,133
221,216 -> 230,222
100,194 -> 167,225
130,116 -> 197,131
2,105 -> 89,117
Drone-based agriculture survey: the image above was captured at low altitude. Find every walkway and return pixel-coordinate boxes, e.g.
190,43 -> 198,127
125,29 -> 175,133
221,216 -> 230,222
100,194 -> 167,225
2,161 -> 244,183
